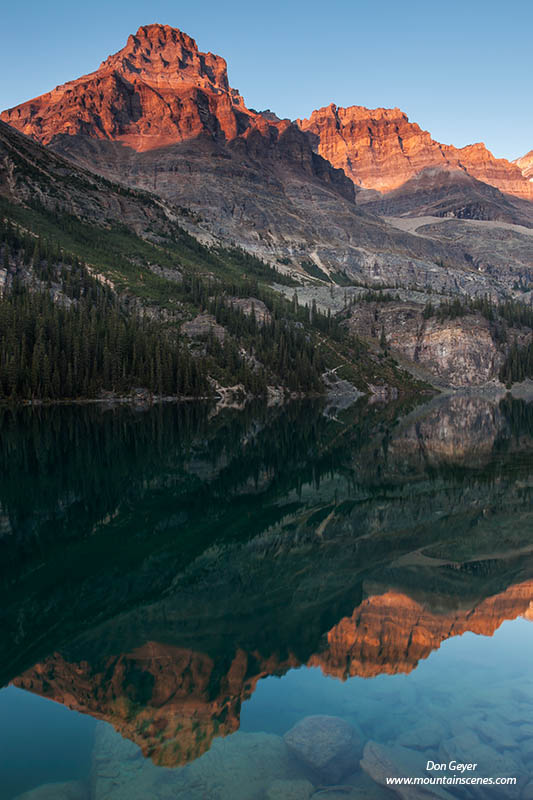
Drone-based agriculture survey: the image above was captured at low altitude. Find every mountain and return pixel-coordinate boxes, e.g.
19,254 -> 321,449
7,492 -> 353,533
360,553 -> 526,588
1,24 -> 533,394
361,166 -> 533,227
1,24 -> 320,161
4,24 -> 246,149
0,25 -> 364,253
297,103 -> 533,202
0,23 -> 516,297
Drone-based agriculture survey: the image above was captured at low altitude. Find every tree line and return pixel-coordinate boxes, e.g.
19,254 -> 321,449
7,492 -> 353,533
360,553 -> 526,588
422,294 -> 533,328
0,276 -> 209,400
0,215 -> 338,400
499,340 -> 533,386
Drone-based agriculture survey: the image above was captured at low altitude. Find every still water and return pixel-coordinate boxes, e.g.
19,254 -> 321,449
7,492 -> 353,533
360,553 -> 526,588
1,393 -> 533,799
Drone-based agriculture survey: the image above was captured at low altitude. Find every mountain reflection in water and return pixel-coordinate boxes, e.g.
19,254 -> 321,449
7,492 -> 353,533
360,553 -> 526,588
1,393 -> 533,799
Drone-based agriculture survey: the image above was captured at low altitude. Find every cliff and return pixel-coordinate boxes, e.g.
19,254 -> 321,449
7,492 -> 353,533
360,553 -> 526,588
298,104 -> 533,201
515,150 -> 533,181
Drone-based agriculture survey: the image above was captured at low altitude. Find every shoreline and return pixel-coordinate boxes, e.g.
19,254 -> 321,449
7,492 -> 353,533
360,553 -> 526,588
1,379 -> 531,410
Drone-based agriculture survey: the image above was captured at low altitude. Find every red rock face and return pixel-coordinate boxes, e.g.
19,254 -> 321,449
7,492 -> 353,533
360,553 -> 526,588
99,25 -> 234,95
298,104 -> 533,200
1,24 -> 252,152
0,23 -> 326,164
0,25 -> 355,205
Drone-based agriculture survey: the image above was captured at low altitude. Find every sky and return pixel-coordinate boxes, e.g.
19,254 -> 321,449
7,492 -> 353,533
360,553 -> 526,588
1,0 -> 532,160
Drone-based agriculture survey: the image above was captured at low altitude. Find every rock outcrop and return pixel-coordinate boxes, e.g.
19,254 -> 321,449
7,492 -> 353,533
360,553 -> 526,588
2,24 -> 246,151
297,104 -> 533,201
346,301 -> 514,387
515,150 -> 533,181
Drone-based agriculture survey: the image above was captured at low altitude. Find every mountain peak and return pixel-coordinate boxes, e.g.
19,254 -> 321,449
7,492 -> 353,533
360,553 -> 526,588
0,23 -> 251,150
125,24 -> 201,57
97,23 -> 231,94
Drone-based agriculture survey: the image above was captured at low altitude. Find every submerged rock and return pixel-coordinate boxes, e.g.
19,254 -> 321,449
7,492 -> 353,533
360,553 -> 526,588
180,730 -> 302,798
13,782 -> 88,800
91,722 -> 305,799
518,724 -> 533,741
360,741 -> 455,799
396,721 -> 446,751
439,733 -> 523,798
266,778 -> 314,799
520,739 -> 533,764
343,767 -> 400,798
522,781 -> 533,800
470,718 -> 517,750
311,788 -> 383,800
284,715 -> 362,784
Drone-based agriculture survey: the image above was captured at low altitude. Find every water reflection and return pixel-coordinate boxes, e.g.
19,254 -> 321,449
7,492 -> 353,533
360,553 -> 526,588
1,393 -> 533,798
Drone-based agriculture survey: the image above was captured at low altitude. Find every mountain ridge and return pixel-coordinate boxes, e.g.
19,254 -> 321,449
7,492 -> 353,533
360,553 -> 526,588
3,24 -> 532,208
297,102 -> 533,201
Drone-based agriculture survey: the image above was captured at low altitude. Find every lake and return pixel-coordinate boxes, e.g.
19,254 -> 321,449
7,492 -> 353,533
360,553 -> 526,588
1,393 -> 533,799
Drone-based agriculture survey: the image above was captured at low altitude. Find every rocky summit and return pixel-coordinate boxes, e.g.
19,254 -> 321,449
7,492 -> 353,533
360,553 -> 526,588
1,24 -> 246,150
0,23 -> 353,194
297,103 -> 533,201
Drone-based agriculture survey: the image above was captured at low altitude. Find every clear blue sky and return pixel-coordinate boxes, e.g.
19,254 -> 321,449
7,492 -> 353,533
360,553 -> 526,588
1,0 -> 531,160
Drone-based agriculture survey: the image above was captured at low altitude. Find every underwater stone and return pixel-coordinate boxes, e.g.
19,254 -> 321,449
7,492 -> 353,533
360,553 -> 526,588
396,721 -> 446,751
439,734 -> 523,799
522,781 -> 533,800
344,767 -> 401,798
92,723 -> 303,799
309,787 -> 377,799
13,782 -> 88,800
518,725 -> 533,741
265,778 -> 314,799
284,715 -> 362,784
472,719 -> 517,750
520,739 -> 533,763
360,741 -> 455,799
